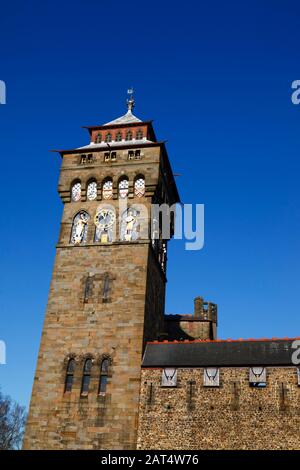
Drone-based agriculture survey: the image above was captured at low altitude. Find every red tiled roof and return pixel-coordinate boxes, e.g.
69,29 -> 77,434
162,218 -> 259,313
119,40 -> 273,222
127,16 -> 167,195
147,337 -> 300,345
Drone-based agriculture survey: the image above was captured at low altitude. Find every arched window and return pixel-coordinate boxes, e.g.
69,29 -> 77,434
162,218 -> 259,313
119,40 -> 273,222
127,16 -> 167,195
95,133 -> 102,143
71,181 -> 81,201
105,132 -> 112,143
125,130 -> 132,141
134,177 -> 145,197
99,358 -> 110,395
81,358 -> 92,395
118,177 -> 129,199
102,179 -> 113,199
65,358 -> 75,392
115,131 -> 122,142
87,180 -> 97,201
136,129 -> 143,140
120,207 -> 140,241
70,211 -> 90,245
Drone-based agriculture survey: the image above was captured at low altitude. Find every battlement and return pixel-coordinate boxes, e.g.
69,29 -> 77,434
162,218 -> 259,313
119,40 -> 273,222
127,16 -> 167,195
164,296 -> 218,341
194,296 -> 217,323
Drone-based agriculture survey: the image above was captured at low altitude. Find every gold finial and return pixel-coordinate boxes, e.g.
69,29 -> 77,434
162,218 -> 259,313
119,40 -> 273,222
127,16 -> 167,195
127,87 -> 135,112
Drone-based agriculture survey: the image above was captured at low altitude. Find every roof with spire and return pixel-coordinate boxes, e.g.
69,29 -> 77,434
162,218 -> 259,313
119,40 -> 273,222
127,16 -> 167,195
103,88 -> 142,126
75,89 -> 159,150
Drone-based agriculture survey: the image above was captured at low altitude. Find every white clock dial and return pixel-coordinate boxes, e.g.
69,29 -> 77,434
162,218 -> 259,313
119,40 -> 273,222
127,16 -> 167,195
94,209 -> 116,229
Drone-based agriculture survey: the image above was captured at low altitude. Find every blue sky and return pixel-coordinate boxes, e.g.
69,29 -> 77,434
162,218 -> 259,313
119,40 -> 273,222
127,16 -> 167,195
0,0 -> 300,408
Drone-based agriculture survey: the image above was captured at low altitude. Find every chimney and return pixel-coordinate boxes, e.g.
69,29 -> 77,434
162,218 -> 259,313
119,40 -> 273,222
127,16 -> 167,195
194,297 -> 203,318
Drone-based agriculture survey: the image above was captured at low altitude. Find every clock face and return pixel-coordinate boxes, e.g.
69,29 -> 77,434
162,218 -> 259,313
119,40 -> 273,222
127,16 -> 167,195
94,209 -> 116,229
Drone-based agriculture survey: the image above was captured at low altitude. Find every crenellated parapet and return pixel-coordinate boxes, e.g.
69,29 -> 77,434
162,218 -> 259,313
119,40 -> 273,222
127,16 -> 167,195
164,296 -> 218,341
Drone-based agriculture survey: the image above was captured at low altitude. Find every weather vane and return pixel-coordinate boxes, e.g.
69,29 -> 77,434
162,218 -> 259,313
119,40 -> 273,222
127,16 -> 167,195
127,87 -> 135,112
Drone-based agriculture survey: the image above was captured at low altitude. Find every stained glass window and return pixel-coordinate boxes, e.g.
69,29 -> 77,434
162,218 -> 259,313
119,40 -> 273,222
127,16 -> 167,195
71,181 -> 81,201
70,211 -> 90,245
134,177 -> 145,197
87,181 -> 97,201
102,179 -> 113,199
81,359 -> 92,395
118,178 -> 129,199
65,358 -> 75,393
99,358 -> 110,395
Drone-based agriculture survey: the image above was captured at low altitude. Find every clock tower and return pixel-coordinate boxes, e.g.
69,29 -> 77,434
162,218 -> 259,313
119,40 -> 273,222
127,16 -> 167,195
23,94 -> 180,450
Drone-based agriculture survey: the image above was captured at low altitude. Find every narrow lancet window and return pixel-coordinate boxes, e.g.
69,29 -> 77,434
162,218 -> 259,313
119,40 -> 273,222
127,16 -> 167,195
65,358 -> 75,392
81,359 -> 92,395
99,359 -> 109,395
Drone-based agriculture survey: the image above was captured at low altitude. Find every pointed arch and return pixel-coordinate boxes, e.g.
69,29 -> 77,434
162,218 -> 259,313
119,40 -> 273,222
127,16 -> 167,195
70,210 -> 90,245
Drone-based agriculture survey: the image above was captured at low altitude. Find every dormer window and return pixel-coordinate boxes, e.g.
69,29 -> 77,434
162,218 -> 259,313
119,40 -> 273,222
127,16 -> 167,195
115,132 -> 122,142
125,130 -> 132,141
105,133 -> 112,143
136,129 -> 143,140
95,133 -> 102,144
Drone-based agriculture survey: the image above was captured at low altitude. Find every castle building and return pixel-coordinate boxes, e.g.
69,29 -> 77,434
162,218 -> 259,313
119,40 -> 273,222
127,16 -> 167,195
24,96 -> 300,450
